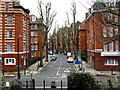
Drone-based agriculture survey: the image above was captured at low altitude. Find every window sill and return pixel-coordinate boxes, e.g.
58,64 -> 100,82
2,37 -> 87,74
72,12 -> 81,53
101,51 -> 120,56
4,64 -> 16,65
7,38 -> 13,40
7,24 -> 13,26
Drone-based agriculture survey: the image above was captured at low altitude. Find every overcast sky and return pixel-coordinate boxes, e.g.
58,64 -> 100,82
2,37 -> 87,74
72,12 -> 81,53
20,0 -> 93,33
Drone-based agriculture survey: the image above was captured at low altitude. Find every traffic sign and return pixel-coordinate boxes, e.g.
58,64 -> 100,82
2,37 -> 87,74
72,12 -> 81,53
74,61 -> 82,64
79,68 -> 82,71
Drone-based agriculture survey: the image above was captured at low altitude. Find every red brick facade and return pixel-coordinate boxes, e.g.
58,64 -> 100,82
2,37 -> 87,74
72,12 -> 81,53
86,9 -> 120,71
29,15 -> 43,59
0,0 -> 30,71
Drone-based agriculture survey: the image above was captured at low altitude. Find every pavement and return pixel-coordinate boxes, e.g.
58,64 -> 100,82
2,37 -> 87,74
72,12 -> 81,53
74,59 -> 120,76
3,56 -> 51,77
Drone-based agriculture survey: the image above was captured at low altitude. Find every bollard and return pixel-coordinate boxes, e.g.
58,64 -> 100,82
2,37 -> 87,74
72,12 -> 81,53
26,81 -> 28,90
43,80 -> 45,90
61,80 -> 62,90
32,79 -> 35,90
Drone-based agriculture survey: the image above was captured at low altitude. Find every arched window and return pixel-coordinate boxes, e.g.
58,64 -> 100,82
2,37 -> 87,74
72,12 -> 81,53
105,59 -> 118,65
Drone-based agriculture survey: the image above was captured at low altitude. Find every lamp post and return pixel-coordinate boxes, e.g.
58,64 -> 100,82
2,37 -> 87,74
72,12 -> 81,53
17,35 -> 21,79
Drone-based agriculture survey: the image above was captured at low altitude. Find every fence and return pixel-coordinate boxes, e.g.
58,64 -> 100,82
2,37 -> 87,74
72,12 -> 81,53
97,80 -> 120,89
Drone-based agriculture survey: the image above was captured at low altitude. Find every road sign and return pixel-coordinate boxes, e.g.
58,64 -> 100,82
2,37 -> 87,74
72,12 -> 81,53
74,61 -> 82,64
35,51 -> 40,57
79,68 -> 82,71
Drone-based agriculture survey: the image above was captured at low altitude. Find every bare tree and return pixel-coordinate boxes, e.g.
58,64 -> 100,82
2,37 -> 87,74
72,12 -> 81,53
71,0 -> 79,61
38,0 -> 56,64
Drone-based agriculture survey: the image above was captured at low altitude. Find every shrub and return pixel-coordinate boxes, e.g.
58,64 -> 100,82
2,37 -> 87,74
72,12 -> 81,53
67,72 -> 101,89
81,52 -> 87,62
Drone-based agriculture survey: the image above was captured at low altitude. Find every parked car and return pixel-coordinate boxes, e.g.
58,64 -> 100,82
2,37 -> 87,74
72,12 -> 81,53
67,57 -> 73,63
50,55 -> 57,61
49,51 -> 53,55
67,52 -> 72,59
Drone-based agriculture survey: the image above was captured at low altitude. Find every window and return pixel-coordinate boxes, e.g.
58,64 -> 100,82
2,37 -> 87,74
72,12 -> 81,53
35,25 -> 37,29
35,45 -> 38,51
4,58 -> 16,65
115,27 -> 118,36
103,42 -> 107,51
5,3 -> 9,11
31,38 -> 34,43
23,43 -> 25,52
109,42 -> 113,51
103,27 -> 107,37
32,16 -> 36,21
115,41 -> 119,51
90,56 -> 92,62
7,30 -> 13,39
35,38 -> 38,43
23,19 -> 25,27
31,25 -> 35,29
108,12 -> 111,21
7,43 -> 13,52
31,45 -> 34,50
31,52 -> 35,57
109,27 -> 113,37
115,15 -> 118,22
24,57 -> 26,65
23,31 -> 25,40
105,59 -> 118,65
31,32 -> 34,36
35,32 -> 38,36
7,16 -> 13,25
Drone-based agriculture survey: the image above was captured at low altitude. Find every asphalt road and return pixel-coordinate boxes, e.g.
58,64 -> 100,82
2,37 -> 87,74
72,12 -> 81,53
34,54 -> 75,88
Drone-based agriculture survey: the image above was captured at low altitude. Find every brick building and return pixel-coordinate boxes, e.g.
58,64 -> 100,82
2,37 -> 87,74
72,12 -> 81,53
29,15 -> 43,59
85,1 -> 120,71
78,21 -> 86,53
0,0 -> 30,71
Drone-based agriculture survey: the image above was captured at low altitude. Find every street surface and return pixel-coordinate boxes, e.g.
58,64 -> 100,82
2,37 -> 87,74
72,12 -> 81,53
21,54 -> 75,88
34,54 -> 75,88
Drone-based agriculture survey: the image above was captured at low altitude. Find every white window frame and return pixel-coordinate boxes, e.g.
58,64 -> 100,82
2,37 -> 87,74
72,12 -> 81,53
103,42 -> 107,51
35,32 -> 38,36
31,52 -> 35,57
31,25 -> 35,29
23,31 -> 25,40
31,38 -> 34,43
31,32 -> 34,36
115,15 -> 118,22
35,38 -> 38,43
103,27 -> 107,37
24,57 -> 26,65
7,30 -> 13,39
115,27 -> 118,36
5,3 -> 9,11
7,16 -> 13,26
7,43 -> 13,52
4,58 -> 16,65
105,59 -> 118,66
35,45 -> 38,51
23,43 -> 25,52
109,42 -> 113,51
109,27 -> 113,37
23,19 -> 25,27
31,45 -> 34,50
115,41 -> 119,51
32,16 -> 36,21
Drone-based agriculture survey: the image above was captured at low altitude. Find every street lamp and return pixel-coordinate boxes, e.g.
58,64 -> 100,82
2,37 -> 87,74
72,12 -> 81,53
17,35 -> 22,79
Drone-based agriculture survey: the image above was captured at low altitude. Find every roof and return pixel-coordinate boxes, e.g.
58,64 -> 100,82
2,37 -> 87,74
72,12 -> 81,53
13,2 -> 30,14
